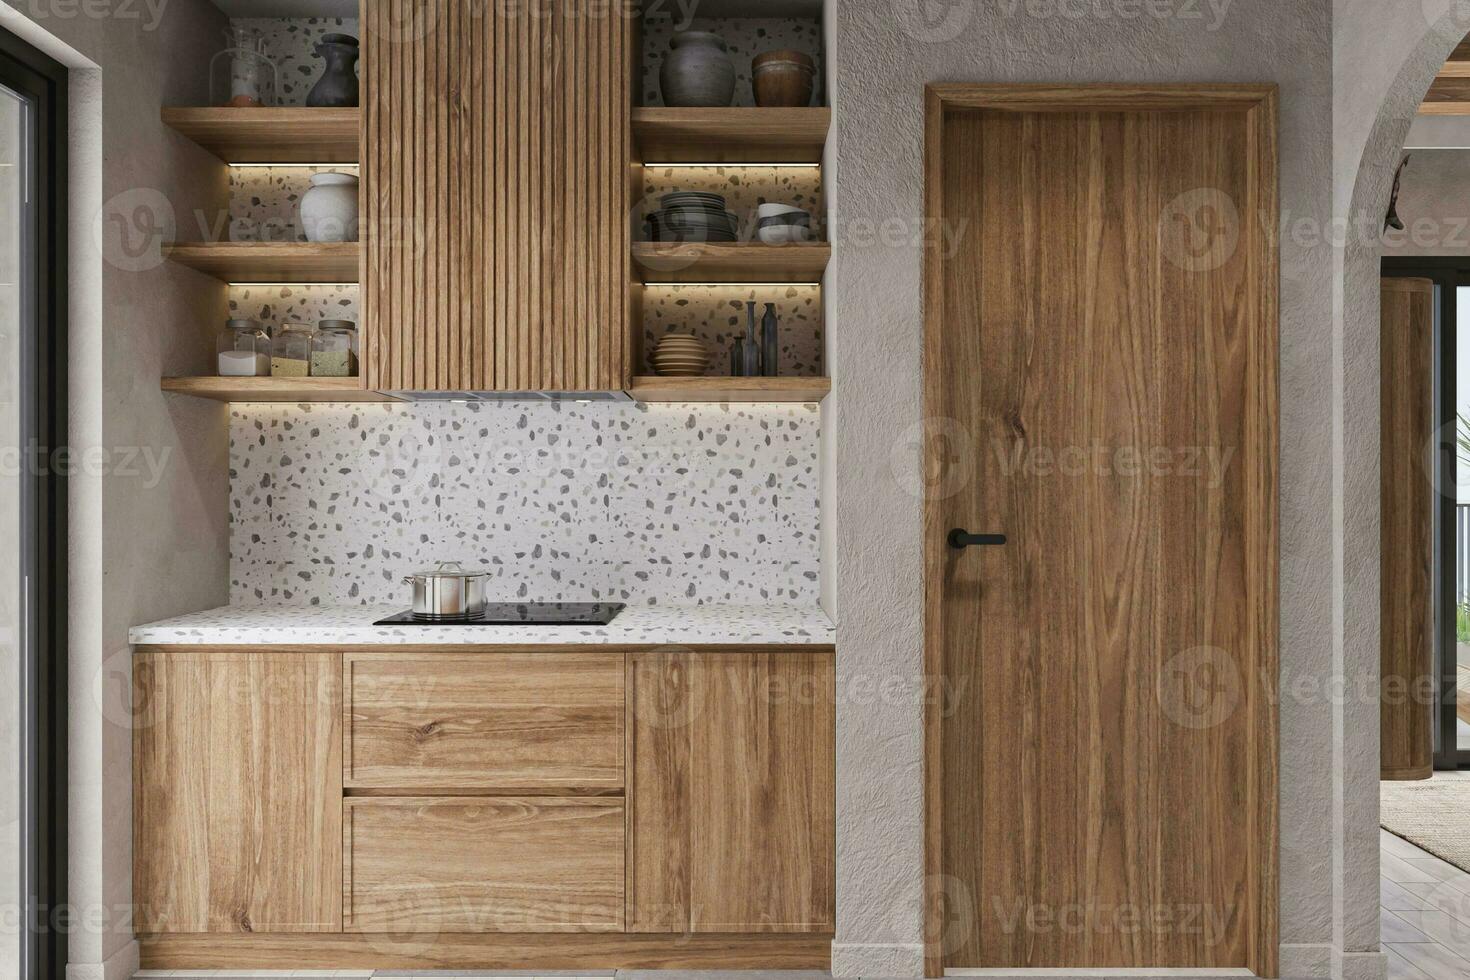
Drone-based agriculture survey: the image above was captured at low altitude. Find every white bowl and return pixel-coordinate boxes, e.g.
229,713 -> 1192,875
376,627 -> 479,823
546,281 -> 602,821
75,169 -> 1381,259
758,223 -> 813,244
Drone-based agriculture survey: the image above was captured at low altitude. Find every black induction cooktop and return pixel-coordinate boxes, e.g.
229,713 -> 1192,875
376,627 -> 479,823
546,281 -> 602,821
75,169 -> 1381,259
374,602 -> 626,626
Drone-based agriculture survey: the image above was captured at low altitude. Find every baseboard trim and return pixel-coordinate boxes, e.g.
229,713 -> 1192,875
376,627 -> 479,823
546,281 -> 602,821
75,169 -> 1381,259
65,938 -> 138,980
830,940 -> 926,977
1332,949 -> 1387,980
139,931 -> 832,970
1278,942 -> 1332,979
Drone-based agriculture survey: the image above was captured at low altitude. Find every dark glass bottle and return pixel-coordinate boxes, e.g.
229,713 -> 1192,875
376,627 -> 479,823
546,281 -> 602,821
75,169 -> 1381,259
761,302 -> 779,377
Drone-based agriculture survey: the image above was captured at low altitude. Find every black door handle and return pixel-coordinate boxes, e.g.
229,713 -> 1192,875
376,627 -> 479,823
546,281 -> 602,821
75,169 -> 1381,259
949,528 -> 1006,549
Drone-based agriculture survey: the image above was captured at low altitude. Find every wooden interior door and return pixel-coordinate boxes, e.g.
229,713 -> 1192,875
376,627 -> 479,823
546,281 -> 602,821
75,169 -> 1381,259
626,650 -> 835,933
361,0 -> 631,391
133,650 -> 342,933
1380,277 -> 1436,780
923,85 -> 1278,975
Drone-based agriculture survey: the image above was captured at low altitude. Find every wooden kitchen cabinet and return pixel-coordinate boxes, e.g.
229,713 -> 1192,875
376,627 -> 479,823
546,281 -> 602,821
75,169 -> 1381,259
343,796 -> 625,932
342,650 -> 624,791
361,0 -> 632,391
133,650 -> 342,933
626,650 -> 835,933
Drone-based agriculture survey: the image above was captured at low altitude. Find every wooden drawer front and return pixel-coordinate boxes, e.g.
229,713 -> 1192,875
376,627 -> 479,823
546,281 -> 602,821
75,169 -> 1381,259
343,652 -> 623,790
343,797 -> 625,932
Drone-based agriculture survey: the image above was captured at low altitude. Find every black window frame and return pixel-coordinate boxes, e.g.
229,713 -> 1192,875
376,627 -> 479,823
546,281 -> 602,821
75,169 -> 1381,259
0,26 -> 68,980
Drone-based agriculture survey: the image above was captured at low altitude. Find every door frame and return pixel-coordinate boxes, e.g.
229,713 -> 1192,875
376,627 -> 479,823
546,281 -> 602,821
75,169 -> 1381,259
0,26 -> 69,980
919,82 -> 1280,978
1380,256 -> 1467,771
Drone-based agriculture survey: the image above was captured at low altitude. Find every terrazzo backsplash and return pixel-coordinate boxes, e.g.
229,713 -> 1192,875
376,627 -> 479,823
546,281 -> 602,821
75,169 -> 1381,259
230,400 -> 821,606
232,17 -> 359,107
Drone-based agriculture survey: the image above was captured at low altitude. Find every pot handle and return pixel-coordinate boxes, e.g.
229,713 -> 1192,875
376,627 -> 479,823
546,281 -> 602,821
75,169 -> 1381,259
435,561 -> 464,572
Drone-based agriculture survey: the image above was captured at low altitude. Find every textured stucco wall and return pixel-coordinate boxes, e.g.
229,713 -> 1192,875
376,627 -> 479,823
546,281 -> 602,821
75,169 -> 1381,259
1332,5 -> 1467,978
827,1 -> 1334,974
1381,149 -> 1470,255
0,2 -> 229,976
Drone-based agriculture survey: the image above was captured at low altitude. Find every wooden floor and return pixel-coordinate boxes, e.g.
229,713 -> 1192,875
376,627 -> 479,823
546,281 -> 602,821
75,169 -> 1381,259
1382,827 -> 1470,978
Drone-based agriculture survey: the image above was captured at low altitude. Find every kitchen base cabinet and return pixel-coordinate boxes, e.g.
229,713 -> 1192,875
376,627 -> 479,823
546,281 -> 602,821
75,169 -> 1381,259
133,649 -> 342,933
342,796 -> 625,932
626,650 -> 836,933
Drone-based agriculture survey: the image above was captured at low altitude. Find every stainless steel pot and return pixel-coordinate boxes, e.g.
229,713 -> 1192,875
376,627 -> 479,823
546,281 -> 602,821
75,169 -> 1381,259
403,561 -> 489,619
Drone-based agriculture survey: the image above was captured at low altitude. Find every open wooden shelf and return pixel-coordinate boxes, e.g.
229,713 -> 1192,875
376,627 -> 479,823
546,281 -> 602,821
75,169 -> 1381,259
628,376 -> 830,403
633,107 -> 829,163
161,376 -> 395,402
632,241 -> 829,284
165,242 -> 359,283
161,107 -> 361,163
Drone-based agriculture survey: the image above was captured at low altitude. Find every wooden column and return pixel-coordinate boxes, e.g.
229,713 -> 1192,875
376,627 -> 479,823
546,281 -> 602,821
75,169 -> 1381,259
1381,276 -> 1436,781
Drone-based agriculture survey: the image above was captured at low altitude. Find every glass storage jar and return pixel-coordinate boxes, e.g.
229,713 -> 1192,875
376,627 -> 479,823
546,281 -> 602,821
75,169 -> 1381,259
311,319 -> 358,377
270,322 -> 315,377
216,318 -> 271,377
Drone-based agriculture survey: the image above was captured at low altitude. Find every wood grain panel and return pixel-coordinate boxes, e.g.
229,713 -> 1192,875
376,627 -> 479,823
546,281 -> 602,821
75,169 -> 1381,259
160,107 -> 359,163
342,797 -> 624,931
133,650 -> 342,933
362,0 -> 629,391
923,86 -> 1278,975
1381,276 -> 1436,781
139,930 -> 833,970
626,650 -> 835,934
342,650 -> 624,790
160,376 -> 388,402
632,107 -> 830,163
164,242 -> 358,282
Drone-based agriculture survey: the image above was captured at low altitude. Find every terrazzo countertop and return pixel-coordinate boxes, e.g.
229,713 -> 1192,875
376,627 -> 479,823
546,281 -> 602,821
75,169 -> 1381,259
129,603 -> 836,647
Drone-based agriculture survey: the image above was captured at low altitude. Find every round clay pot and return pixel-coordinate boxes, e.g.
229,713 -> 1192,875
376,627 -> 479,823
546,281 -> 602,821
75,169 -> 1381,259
660,31 -> 735,108
752,57 -> 816,107
300,171 -> 359,243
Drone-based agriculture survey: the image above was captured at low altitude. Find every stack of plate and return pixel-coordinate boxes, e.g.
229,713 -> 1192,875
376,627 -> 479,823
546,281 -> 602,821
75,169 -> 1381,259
646,192 -> 740,243
651,334 -> 711,376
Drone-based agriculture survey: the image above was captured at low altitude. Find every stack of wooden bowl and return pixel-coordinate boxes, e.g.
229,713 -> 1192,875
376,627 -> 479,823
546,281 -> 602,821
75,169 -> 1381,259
651,334 -> 711,376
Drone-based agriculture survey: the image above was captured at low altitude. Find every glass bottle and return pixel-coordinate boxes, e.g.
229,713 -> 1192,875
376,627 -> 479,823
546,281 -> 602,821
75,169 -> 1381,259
210,26 -> 277,108
270,322 -> 315,377
310,319 -> 358,377
216,318 -> 271,377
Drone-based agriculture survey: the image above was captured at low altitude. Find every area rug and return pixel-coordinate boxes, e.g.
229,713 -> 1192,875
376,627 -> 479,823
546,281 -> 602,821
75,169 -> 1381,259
1381,773 -> 1470,872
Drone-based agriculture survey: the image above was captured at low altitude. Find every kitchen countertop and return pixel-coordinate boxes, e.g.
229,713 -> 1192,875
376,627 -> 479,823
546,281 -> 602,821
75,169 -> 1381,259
128,602 -> 836,647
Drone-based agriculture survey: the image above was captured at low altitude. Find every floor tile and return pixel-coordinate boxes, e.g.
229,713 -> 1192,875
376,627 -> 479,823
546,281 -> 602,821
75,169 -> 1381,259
1384,876 -> 1436,911
1385,946 -> 1435,980
1389,939 -> 1470,979
1384,851 -> 1446,884
1383,908 -> 1438,943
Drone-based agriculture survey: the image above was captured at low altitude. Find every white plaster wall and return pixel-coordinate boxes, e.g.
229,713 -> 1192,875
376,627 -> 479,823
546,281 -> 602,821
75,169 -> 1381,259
0,1 -> 229,976
827,1 -> 1334,974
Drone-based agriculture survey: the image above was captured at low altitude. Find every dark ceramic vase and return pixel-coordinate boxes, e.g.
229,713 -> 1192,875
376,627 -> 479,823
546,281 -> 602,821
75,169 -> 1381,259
306,33 -> 360,108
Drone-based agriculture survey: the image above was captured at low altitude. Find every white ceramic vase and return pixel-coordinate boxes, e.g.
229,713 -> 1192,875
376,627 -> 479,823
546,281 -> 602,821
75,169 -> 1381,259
300,172 -> 359,243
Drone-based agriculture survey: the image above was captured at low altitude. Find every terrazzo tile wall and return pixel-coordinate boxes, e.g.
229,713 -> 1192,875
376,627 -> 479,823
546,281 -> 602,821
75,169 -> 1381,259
232,17 -> 359,107
640,16 -> 823,107
230,401 -> 821,606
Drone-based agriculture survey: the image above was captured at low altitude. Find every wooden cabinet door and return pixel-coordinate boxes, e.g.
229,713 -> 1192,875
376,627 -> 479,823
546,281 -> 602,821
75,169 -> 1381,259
343,650 -> 624,791
133,650 -> 342,933
343,797 -> 624,932
626,650 -> 835,933
361,0 -> 631,391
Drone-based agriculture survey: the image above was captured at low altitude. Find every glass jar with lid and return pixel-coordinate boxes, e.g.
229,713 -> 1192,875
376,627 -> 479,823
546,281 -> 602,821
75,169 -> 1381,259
311,319 -> 358,377
216,317 -> 271,377
270,322 -> 315,377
